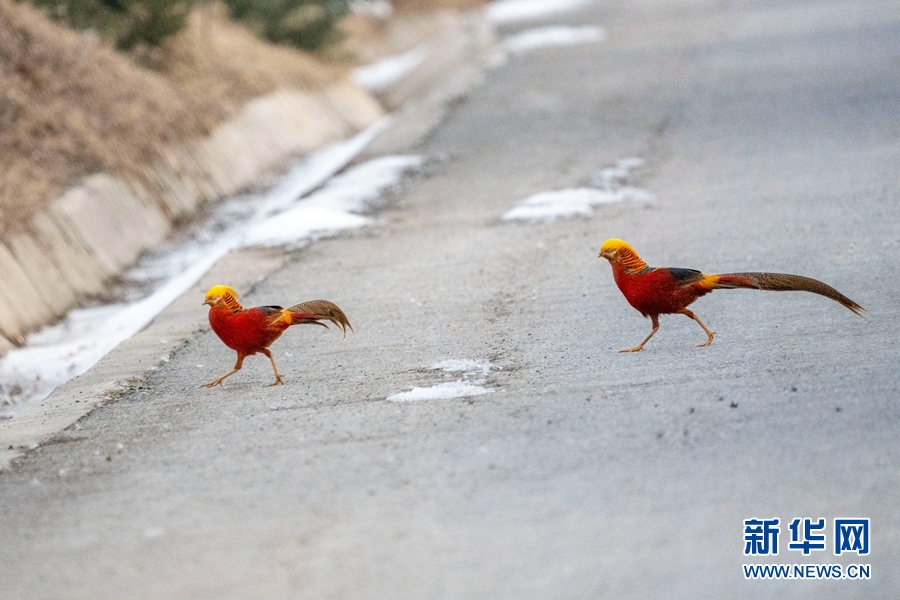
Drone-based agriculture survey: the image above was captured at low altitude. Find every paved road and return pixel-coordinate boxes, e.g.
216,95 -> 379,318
3,0 -> 899,597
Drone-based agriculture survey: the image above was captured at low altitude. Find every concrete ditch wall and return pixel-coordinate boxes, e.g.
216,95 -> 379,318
0,82 -> 384,354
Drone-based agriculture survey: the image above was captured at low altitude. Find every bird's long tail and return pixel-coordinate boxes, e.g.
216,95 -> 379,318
287,300 -> 354,338
711,272 -> 866,316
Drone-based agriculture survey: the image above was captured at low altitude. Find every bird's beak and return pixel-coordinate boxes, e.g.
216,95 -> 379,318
202,298 -> 212,306
598,250 -> 611,260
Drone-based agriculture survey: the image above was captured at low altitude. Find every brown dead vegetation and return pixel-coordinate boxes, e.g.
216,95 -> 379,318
0,0 -> 483,237
0,0 -> 200,235
0,0 -> 347,236
160,4 -> 347,120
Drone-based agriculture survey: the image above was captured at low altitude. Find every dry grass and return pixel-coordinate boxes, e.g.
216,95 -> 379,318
160,4 -> 347,120
0,0 -> 481,236
0,0 -> 203,234
0,1 -> 348,236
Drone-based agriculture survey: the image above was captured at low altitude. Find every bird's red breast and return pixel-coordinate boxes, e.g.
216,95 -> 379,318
208,305 -> 291,356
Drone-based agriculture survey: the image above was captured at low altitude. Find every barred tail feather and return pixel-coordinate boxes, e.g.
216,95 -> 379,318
287,300 -> 354,338
713,272 -> 866,316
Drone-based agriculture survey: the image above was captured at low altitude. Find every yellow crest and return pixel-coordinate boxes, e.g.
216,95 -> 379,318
598,238 -> 648,271
599,238 -> 637,255
204,285 -> 238,301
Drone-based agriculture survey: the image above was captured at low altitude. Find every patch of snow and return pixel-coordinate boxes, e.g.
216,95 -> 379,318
241,207 -> 367,248
613,156 -> 645,171
502,188 -> 623,221
388,358 -> 499,402
252,118 -> 394,214
242,155 -> 422,247
387,381 -> 494,403
503,157 -> 653,221
591,157 -> 645,190
301,155 -> 425,214
431,359 -> 495,374
487,0 -> 596,24
0,120 -> 425,420
502,25 -> 606,54
352,45 -> 429,92
613,186 -> 655,204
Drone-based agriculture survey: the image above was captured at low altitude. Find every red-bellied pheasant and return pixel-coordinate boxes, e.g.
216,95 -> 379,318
598,239 -> 865,352
202,285 -> 352,387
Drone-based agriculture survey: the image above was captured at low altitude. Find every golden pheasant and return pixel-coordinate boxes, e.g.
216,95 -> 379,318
201,285 -> 352,387
598,239 -> 865,352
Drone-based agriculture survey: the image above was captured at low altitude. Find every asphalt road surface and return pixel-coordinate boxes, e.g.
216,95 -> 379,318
2,0 -> 899,598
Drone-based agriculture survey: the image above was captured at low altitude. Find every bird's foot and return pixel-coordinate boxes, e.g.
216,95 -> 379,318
619,346 -> 645,353
268,375 -> 284,386
201,379 -> 224,388
695,332 -> 716,348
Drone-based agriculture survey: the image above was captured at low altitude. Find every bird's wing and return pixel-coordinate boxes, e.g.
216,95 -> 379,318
657,267 -> 719,290
252,305 -> 292,328
664,267 -> 706,285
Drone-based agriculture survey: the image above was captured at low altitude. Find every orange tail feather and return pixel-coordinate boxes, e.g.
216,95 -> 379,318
287,300 -> 354,338
712,272 -> 866,316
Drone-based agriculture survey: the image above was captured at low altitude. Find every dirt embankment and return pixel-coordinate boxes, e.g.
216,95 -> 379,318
0,0 -> 349,237
0,0 -> 490,236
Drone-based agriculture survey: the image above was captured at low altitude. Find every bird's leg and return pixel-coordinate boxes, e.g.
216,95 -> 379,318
260,348 -> 284,386
620,314 -> 660,353
202,354 -> 245,387
678,309 -> 716,347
